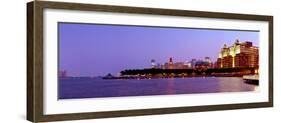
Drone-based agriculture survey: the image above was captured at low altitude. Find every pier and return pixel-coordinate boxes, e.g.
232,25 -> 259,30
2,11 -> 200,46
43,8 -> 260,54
243,75 -> 259,85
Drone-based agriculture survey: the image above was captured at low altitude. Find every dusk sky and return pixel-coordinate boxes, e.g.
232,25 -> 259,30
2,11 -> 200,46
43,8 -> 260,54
59,23 -> 259,77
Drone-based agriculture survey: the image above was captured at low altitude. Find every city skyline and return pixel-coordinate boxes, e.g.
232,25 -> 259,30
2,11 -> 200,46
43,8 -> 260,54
59,23 -> 259,77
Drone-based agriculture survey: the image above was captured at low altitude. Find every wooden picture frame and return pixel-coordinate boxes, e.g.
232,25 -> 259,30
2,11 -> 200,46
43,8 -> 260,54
27,1 -> 273,122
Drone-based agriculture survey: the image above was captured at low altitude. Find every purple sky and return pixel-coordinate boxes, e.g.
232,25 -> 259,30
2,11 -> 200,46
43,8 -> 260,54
59,23 -> 259,77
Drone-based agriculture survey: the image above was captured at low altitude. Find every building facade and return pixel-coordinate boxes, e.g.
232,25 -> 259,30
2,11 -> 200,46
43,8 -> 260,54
158,57 -> 212,69
59,70 -> 68,78
217,40 -> 259,68
161,57 -> 189,69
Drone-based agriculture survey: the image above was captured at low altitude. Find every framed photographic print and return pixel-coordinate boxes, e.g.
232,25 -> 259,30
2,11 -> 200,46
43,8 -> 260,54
27,1 -> 273,122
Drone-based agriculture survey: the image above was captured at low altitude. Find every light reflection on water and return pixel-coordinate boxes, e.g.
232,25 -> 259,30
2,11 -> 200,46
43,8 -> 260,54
59,77 -> 258,99
166,78 -> 175,94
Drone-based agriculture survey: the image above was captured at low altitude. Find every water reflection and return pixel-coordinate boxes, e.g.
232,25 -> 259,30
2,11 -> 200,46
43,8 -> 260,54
166,78 -> 175,94
217,77 -> 256,92
59,77 -> 258,99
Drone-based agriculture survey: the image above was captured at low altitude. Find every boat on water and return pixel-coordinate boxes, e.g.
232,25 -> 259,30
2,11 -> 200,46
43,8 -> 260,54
243,74 -> 259,85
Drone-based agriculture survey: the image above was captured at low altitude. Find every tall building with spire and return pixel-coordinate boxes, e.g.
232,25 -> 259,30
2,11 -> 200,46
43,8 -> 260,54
168,57 -> 174,69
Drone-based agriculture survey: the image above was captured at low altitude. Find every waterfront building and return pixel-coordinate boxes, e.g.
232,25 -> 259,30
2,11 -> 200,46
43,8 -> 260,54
217,40 -> 259,68
151,59 -> 157,68
161,58 -> 189,69
59,70 -> 68,78
184,60 -> 192,68
156,63 -> 161,69
191,59 -> 197,68
174,62 -> 185,69
161,57 -> 173,69
168,57 -> 174,69
155,57 -> 213,70
204,57 -> 212,64
194,60 -> 212,70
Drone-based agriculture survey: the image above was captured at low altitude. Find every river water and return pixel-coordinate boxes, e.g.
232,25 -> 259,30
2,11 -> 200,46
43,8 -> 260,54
58,77 -> 258,99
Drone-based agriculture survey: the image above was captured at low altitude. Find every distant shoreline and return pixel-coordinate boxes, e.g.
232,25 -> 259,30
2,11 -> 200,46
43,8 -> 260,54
59,75 -> 243,79
102,74 -> 245,80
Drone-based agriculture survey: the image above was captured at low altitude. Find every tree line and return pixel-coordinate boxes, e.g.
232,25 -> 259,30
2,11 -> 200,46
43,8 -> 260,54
120,67 -> 257,75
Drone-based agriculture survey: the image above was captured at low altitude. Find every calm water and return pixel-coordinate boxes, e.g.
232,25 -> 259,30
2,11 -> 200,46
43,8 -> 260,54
58,77 -> 258,99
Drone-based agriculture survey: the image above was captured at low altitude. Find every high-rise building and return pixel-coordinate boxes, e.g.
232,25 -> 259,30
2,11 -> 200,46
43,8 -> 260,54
168,57 -> 174,69
59,70 -> 68,78
191,59 -> 197,68
174,62 -> 185,69
151,59 -> 156,68
217,40 -> 259,68
184,60 -> 192,68
204,57 -> 212,64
